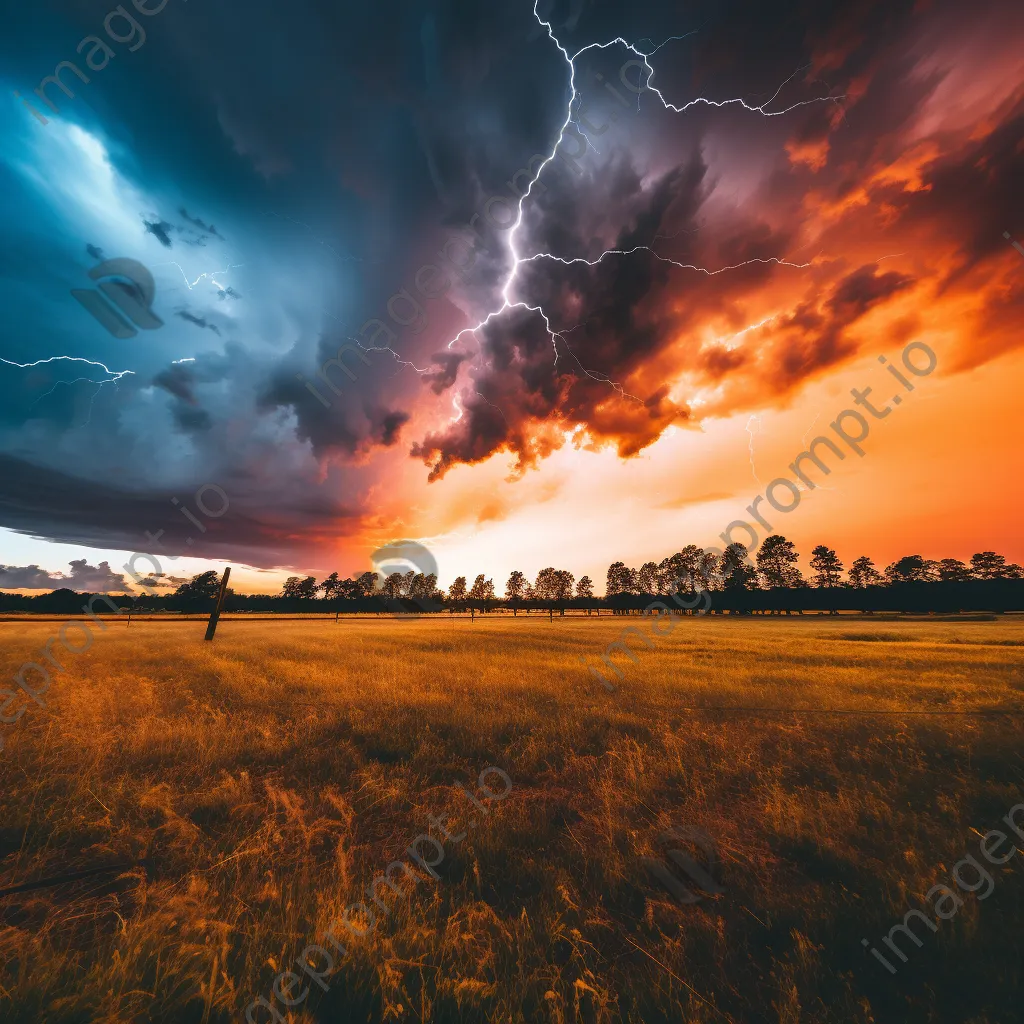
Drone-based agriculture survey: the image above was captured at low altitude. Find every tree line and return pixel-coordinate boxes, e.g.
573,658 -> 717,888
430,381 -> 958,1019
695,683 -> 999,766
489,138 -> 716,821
272,540 -> 1020,605
603,541 -> 1022,596
0,540 -> 1020,615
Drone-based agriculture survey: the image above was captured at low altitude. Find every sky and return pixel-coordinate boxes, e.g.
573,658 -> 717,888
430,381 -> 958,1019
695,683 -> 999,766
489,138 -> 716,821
1,0 -> 1022,595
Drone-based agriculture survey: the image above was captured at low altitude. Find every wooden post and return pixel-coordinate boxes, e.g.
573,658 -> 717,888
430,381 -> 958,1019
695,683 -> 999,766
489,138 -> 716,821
204,567 -> 231,641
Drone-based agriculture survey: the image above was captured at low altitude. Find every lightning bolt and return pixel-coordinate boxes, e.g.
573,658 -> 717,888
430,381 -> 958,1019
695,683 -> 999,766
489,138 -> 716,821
153,260 -> 245,291
745,414 -> 762,485
2,355 -> 134,397
637,28 -> 705,57
380,345 -> 431,376
520,247 -> 812,276
2,355 -> 135,425
440,1 -> 839,410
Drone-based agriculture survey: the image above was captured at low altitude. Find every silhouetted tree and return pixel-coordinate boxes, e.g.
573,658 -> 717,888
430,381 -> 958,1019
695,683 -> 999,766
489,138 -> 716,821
970,551 -> 1023,579
637,561 -> 660,595
938,558 -> 972,582
809,545 -> 844,587
723,543 -> 757,591
848,556 -> 882,587
534,568 -> 555,600
410,573 -> 438,600
693,547 -> 721,592
468,574 -> 495,603
353,572 -> 378,598
658,554 -> 682,594
448,576 -> 467,604
282,576 -> 318,599
175,571 -> 221,601
576,576 -> 594,598
757,535 -> 803,588
381,573 -> 405,599
505,571 -> 527,601
885,555 -> 937,583
320,572 -> 344,599
605,561 -> 629,597
555,570 -> 575,600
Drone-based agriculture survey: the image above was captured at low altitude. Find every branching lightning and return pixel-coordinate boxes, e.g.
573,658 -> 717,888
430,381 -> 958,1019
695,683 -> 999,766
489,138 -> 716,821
520,247 -> 812,276
153,260 -> 245,292
2,355 -> 135,424
439,0 -> 840,410
2,355 -> 134,398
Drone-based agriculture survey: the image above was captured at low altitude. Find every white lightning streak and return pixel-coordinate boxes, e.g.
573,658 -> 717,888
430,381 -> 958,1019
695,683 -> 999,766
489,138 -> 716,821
745,413 -> 762,485
520,247 -> 812,276
439,1 -> 838,408
637,28 -> 704,57
1,356 -> 135,422
379,345 -> 431,376
153,260 -> 245,291
2,354 -> 134,396
0,355 -> 131,376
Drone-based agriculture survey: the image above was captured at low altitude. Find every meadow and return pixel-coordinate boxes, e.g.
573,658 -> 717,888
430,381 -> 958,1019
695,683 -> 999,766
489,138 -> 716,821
1,614 -> 1022,1023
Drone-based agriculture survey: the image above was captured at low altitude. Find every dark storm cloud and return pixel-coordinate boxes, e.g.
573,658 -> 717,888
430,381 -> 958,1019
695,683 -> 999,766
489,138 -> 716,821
896,98 -> 1024,278
179,207 -> 224,240
0,451 -> 358,570
176,310 -> 221,335
826,264 -> 914,320
409,147 -> 805,477
422,350 -> 469,394
3,0 -> 1021,566
143,218 -> 174,248
0,559 -> 131,592
765,264 -> 915,389
261,344 -> 417,459
135,573 -> 191,589
153,363 -> 200,403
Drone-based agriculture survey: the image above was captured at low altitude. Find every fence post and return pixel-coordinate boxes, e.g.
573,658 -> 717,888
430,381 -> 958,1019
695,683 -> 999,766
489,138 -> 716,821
204,567 -> 231,641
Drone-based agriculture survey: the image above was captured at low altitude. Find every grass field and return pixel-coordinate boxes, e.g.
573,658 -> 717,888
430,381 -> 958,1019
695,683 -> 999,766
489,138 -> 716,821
1,615 -> 1023,1023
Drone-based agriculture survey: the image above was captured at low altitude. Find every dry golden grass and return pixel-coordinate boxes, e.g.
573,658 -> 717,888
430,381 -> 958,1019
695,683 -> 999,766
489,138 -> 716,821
1,614 -> 1023,1023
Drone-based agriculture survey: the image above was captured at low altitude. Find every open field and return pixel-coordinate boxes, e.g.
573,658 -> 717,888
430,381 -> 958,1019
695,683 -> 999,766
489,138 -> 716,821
1,616 -> 1023,1023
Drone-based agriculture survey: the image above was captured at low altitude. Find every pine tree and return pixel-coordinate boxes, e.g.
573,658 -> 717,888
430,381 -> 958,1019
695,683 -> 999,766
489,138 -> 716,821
757,535 -> 802,588
848,556 -> 882,587
809,545 -> 844,587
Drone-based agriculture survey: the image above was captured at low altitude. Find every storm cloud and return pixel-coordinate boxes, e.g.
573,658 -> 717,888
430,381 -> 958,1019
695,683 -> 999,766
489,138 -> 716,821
0,0 -> 1021,571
